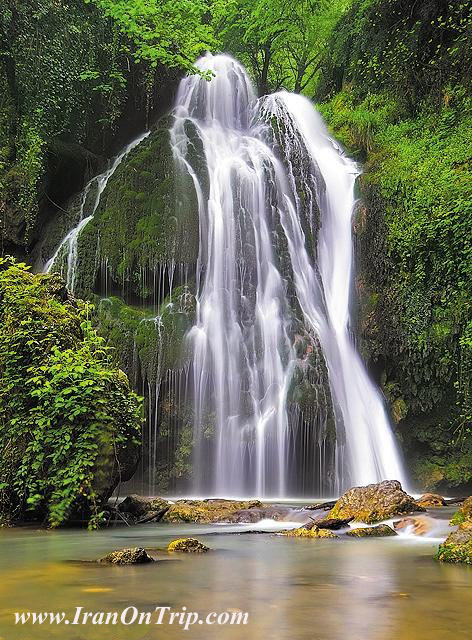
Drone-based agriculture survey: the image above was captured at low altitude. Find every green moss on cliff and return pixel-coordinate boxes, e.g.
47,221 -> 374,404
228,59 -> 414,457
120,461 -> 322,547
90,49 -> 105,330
74,122 -> 200,297
317,0 -> 472,490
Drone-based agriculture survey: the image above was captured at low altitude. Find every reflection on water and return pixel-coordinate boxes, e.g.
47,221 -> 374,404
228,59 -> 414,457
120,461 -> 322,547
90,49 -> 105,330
0,519 -> 471,640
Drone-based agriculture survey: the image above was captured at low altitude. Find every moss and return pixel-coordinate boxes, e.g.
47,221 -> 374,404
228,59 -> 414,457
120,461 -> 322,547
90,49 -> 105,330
167,538 -> 209,553
346,524 -> 397,537
328,480 -> 423,524
74,121 -> 201,299
436,524 -> 472,565
99,548 -> 154,564
161,500 -> 263,524
96,289 -> 195,386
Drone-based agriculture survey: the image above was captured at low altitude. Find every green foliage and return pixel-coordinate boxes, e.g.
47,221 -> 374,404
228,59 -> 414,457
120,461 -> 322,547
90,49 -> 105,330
0,257 -> 142,527
317,0 -> 471,110
213,0 -> 350,94
318,1 -> 472,489
88,0 -> 215,73
0,0 -> 134,243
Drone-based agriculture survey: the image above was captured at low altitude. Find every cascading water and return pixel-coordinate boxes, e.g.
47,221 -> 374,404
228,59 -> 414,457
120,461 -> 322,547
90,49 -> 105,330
171,53 -> 406,496
45,132 -> 149,292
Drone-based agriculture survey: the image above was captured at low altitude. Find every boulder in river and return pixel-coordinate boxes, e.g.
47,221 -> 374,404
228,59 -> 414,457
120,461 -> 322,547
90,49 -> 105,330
222,505 -> 290,523
118,495 -> 170,521
167,538 -> 210,552
346,524 -> 397,537
281,526 -> 338,538
415,493 -> 446,508
161,499 -> 263,523
310,516 -> 354,530
436,496 -> 472,565
453,496 -> 472,522
436,524 -> 472,565
328,480 -> 424,524
99,547 -> 154,565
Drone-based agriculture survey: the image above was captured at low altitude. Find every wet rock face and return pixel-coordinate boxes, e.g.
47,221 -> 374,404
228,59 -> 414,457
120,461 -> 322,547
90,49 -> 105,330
437,496 -> 472,564
281,526 -> 338,538
328,480 -> 424,524
346,524 -> 397,537
161,499 -> 263,524
99,548 -> 154,565
167,538 -> 209,553
416,493 -> 445,508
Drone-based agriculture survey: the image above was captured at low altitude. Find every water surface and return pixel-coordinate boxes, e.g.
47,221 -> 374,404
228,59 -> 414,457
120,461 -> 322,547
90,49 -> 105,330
1,511 -> 471,640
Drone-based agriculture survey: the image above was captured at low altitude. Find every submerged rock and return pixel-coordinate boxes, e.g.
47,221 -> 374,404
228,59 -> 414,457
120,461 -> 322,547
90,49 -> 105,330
281,526 -> 338,538
99,548 -> 154,565
416,493 -> 446,508
167,538 -> 210,552
346,524 -> 397,537
393,516 -> 432,536
161,499 -> 263,524
328,480 -> 424,524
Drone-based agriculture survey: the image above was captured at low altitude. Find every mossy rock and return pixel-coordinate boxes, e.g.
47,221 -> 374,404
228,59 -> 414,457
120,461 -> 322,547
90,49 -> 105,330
167,538 -> 209,553
436,523 -> 472,565
416,493 -> 446,508
118,495 -> 170,518
328,480 -> 423,524
281,526 -> 338,538
161,499 -> 263,524
450,496 -> 472,526
346,524 -> 397,537
99,548 -> 154,565
74,119 -> 202,298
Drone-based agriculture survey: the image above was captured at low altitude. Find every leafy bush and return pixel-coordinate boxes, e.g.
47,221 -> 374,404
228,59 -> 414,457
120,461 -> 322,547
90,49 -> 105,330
0,258 -> 142,527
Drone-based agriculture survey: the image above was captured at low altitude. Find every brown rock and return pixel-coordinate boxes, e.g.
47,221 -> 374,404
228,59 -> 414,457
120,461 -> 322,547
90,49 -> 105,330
328,480 -> 424,524
99,547 -> 154,565
167,538 -> 209,552
161,499 -> 263,523
415,493 -> 445,508
310,516 -> 354,530
346,524 -> 397,537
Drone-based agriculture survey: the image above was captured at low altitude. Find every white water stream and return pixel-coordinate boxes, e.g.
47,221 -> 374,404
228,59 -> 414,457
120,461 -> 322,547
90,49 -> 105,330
171,54 -> 406,496
45,132 -> 149,292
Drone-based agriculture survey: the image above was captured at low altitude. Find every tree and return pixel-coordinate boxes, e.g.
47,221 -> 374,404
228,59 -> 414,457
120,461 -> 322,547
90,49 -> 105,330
88,0 -> 216,73
213,0 -> 351,95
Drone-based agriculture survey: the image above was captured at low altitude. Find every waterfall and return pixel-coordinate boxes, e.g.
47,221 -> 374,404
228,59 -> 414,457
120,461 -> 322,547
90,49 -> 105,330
171,53 -> 406,496
45,132 -> 149,292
